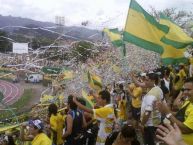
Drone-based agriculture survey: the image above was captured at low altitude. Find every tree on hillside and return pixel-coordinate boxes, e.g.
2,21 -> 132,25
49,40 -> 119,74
0,31 -> 12,53
70,41 -> 98,63
28,38 -> 41,50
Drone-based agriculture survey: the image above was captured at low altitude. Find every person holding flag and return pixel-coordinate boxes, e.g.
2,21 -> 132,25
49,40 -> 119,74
73,90 -> 116,145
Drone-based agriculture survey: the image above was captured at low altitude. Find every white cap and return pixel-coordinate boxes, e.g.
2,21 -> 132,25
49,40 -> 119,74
140,73 -> 146,77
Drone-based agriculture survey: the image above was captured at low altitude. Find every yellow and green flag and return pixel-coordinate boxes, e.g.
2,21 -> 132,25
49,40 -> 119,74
160,13 -> 193,49
40,95 -> 55,103
58,68 -> 74,81
123,0 -> 190,65
82,89 -> 94,109
103,28 -> 124,47
123,0 -> 169,54
87,71 -> 102,91
160,44 -> 187,65
159,14 -> 189,65
104,28 -> 126,57
62,70 -> 74,80
0,124 -> 20,133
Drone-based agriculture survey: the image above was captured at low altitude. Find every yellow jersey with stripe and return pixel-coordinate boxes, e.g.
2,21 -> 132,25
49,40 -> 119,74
181,101 -> 193,145
32,133 -> 52,145
93,104 -> 115,145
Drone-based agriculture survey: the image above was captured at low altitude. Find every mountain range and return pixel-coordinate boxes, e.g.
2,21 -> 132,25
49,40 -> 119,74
0,15 -> 102,41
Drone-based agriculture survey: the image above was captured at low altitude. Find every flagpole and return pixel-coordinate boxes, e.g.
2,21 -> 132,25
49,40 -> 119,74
121,0 -> 133,78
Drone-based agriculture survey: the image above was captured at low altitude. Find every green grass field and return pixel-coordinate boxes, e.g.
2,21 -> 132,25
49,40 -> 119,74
0,89 -> 32,120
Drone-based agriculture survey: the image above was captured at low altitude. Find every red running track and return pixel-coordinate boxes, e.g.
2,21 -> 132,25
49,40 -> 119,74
0,80 -> 24,105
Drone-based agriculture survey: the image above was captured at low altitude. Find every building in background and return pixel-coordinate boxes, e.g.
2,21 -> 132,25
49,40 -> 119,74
12,43 -> 28,54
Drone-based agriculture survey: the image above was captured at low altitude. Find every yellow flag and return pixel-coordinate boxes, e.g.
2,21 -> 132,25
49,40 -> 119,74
159,14 -> 188,65
87,71 -> 102,90
40,95 -> 55,103
82,89 -> 94,109
160,13 -> 193,49
123,0 -> 169,54
103,28 -> 123,47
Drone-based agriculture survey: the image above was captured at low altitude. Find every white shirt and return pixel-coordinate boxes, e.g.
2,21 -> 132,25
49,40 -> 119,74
163,78 -> 170,91
141,86 -> 163,126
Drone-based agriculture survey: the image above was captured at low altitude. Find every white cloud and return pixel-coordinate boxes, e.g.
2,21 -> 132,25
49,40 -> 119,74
0,0 -> 192,29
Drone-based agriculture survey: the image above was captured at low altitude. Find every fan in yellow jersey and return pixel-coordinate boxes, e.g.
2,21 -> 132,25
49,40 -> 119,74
128,83 -> 142,127
157,77 -> 193,145
116,84 -> 127,127
48,103 -> 64,145
117,98 -> 127,126
29,119 -> 52,145
174,64 -> 187,92
73,90 -> 116,145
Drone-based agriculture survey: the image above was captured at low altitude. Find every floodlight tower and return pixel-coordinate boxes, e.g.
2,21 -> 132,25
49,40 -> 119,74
55,16 -> 65,34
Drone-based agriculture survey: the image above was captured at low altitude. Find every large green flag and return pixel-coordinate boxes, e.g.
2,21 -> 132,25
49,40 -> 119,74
123,0 -> 188,65
123,0 -> 169,54
160,44 -> 187,65
104,28 -> 126,57
159,14 -> 189,65
103,28 -> 124,47
160,13 -> 193,49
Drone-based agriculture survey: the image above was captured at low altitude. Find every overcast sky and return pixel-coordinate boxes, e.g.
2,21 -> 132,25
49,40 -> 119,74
0,0 -> 192,29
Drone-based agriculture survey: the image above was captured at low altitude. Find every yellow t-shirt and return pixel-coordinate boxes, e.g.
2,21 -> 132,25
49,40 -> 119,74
23,141 -> 31,145
57,113 -> 65,145
131,86 -> 142,108
32,133 -> 52,145
50,114 -> 58,131
118,100 -> 127,120
179,69 -> 187,78
175,69 -> 186,90
181,101 -> 193,145
189,57 -> 193,65
50,113 -> 64,145
93,104 -> 115,144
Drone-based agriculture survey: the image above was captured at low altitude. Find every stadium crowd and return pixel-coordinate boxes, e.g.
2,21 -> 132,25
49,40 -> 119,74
1,61 -> 193,145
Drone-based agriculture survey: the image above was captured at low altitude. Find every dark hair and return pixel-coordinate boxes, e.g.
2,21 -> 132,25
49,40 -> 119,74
185,77 -> 193,84
99,90 -> 110,103
165,68 -> 170,77
105,125 -> 140,145
121,125 -> 140,145
119,84 -> 124,90
5,135 -> 16,145
48,103 -> 58,117
147,73 -> 159,85
68,95 -> 77,110
121,125 -> 136,138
